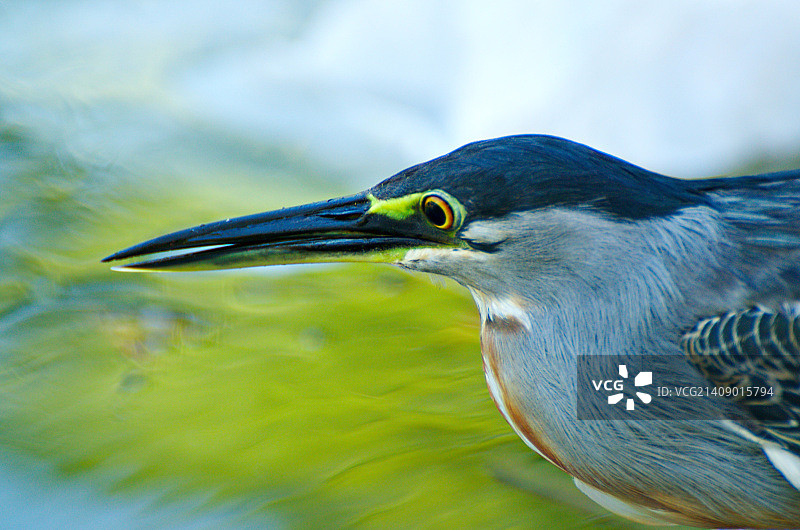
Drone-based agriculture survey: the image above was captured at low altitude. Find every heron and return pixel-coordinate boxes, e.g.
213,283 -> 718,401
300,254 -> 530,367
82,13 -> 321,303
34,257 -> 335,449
103,134 -> 800,528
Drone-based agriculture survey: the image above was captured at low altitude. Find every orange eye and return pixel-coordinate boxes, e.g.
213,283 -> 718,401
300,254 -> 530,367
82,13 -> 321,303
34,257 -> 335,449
421,194 -> 455,229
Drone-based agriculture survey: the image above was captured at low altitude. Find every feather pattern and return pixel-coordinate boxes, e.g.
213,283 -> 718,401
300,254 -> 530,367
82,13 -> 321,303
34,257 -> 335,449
682,307 -> 800,451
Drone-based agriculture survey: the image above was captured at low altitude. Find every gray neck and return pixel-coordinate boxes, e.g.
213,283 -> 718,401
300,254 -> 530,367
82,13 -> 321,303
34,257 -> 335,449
468,206 -> 745,469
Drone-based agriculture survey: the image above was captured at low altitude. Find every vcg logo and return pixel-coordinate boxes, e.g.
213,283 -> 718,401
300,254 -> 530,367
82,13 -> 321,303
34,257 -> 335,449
592,364 -> 653,411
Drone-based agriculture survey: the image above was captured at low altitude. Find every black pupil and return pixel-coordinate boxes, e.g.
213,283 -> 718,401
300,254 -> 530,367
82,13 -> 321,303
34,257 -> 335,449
424,198 -> 448,227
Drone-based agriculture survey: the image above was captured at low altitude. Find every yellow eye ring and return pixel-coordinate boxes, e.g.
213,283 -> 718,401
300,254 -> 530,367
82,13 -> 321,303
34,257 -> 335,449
421,193 -> 455,230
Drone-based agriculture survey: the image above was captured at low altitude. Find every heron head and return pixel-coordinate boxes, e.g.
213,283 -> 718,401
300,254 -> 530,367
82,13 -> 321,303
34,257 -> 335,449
103,135 -> 704,299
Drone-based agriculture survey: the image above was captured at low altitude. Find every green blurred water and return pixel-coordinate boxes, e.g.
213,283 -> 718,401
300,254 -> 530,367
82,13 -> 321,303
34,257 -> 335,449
0,124 -> 673,528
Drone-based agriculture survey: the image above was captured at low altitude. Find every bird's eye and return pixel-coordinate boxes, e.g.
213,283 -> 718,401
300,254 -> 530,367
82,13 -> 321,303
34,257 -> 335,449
421,193 -> 455,230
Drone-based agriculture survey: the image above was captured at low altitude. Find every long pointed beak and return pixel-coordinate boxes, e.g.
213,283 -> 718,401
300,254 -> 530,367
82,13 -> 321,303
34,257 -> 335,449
102,192 -> 451,272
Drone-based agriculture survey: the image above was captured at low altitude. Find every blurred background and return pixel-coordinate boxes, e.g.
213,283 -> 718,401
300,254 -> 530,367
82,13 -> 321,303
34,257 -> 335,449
2,1 -> 800,528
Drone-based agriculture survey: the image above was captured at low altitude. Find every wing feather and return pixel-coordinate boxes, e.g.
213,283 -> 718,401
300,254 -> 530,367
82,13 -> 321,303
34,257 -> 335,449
682,307 -> 800,451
